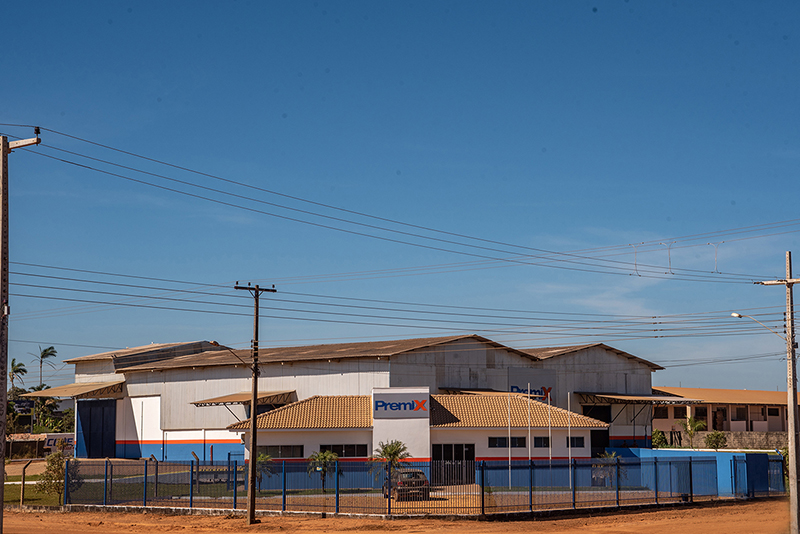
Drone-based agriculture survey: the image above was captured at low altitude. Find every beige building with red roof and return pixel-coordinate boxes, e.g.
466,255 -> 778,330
228,389 -> 607,462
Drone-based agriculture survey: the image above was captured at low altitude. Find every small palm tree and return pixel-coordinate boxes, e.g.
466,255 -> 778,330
30,345 -> 57,387
369,440 -> 411,481
371,440 -> 411,468
307,449 -> 339,494
678,416 -> 707,449
8,358 -> 27,389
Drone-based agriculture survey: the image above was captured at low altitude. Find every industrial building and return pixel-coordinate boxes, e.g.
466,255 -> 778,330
28,335 -> 664,461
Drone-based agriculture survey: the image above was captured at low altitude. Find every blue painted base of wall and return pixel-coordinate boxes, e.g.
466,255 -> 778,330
113,442 -> 243,462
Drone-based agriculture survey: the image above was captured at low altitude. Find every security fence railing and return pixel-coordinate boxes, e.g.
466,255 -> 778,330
63,455 -> 783,516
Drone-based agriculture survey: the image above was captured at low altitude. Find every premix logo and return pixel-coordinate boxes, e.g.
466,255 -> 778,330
374,399 -> 427,412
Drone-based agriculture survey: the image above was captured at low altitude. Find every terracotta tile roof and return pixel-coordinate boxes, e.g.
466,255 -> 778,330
520,343 -> 663,371
654,386 -> 800,406
121,334 -> 536,372
430,394 -> 607,429
228,394 -> 606,431
228,395 -> 372,430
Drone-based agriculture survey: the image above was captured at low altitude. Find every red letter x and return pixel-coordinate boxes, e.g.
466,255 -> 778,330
413,400 -> 427,411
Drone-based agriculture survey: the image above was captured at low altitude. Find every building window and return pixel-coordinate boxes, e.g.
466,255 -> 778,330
694,406 -> 708,420
489,437 -> 526,448
258,445 -> 304,459
653,406 -> 669,419
768,407 -> 780,417
673,406 -> 687,419
320,444 -> 369,458
732,406 -> 747,421
533,436 -> 550,448
566,437 -> 585,448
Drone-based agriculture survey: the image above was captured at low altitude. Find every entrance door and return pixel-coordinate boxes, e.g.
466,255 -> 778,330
76,399 -> 116,458
431,443 -> 475,485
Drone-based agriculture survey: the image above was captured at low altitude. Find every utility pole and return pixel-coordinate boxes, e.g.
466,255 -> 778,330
757,251 -> 799,534
0,130 -> 40,532
234,283 -> 276,525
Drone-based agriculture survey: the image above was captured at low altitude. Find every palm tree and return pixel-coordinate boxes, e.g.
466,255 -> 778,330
8,358 -> 27,389
307,449 -> 339,494
30,345 -> 57,387
371,440 -> 411,468
678,416 -> 707,449
369,440 -> 411,481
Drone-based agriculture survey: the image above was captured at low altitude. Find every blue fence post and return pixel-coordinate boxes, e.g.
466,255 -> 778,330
233,460 -> 237,509
689,457 -> 694,503
63,459 -> 69,506
528,460 -> 533,512
387,463 -> 392,516
571,459 -> 576,509
480,461 -> 485,516
654,457 -> 659,505
335,459 -> 340,514
615,457 -> 620,507
143,459 -> 148,507
282,461 -> 287,512
190,460 -> 194,508
103,459 -> 108,507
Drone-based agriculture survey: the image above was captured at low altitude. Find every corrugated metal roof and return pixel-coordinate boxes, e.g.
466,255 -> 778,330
65,341 -> 223,371
654,386 -> 800,406
120,335 -> 537,373
520,343 -> 663,371
192,390 -> 296,406
228,394 -> 607,431
22,379 -> 124,399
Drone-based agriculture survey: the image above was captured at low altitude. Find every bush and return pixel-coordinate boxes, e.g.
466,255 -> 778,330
704,430 -> 727,450
35,450 -> 82,504
651,429 -> 668,448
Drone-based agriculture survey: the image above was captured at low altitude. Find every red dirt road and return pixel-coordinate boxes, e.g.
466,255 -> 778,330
3,499 -> 789,534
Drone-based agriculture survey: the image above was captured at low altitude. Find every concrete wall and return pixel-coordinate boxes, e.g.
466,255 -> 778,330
690,430 -> 788,450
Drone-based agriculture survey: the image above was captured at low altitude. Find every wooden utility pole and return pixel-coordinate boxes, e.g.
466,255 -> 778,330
234,283 -> 276,525
758,252 -> 800,534
0,130 -> 40,531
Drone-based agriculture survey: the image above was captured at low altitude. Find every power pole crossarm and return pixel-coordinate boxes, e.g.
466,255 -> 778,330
758,279 -> 800,286
8,137 -> 40,151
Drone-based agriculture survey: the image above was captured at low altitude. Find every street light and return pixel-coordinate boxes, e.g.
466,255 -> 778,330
732,311 -> 798,533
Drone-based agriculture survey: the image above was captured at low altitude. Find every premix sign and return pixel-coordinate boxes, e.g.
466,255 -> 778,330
372,388 -> 430,420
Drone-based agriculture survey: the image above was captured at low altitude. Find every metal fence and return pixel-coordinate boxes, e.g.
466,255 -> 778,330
63,455 -> 783,516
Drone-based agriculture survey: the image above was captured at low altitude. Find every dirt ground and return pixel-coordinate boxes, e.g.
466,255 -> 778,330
2,498 -> 790,534
6,459 -> 46,477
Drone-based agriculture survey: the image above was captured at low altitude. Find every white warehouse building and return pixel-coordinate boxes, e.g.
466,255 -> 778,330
35,335 -> 663,461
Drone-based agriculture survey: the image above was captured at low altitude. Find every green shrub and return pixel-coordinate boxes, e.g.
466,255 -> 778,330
704,430 -> 727,450
651,429 -> 668,448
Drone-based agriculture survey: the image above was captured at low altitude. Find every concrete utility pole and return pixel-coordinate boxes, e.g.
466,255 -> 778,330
757,252 -> 800,534
234,283 -> 276,525
0,130 -> 40,532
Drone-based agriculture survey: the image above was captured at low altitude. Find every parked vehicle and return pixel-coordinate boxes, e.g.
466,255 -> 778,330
382,468 -> 430,500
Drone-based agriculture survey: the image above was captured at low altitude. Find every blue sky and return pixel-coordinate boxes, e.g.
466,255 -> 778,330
2,1 -> 799,390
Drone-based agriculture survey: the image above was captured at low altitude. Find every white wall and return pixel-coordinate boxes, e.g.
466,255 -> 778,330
249,429 -> 374,460
430,428 -> 592,460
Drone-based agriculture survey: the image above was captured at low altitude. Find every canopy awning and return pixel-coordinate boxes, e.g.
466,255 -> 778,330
22,380 -> 125,399
192,390 -> 295,407
577,392 -> 703,405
